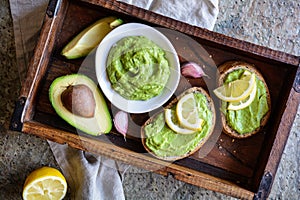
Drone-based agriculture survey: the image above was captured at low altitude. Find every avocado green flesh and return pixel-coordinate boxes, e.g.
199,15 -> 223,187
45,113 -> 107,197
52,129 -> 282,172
144,93 -> 213,158
49,74 -> 112,136
61,16 -> 122,59
106,36 -> 170,100
222,69 -> 269,134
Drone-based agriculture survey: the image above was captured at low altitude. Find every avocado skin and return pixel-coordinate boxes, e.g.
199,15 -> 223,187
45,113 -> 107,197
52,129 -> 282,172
49,74 -> 112,136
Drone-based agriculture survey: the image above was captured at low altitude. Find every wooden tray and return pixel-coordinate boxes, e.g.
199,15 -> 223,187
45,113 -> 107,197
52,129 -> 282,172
10,0 -> 300,199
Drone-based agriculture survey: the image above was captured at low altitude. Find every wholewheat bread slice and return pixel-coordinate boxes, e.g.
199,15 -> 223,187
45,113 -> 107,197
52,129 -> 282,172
141,87 -> 216,161
218,61 -> 271,138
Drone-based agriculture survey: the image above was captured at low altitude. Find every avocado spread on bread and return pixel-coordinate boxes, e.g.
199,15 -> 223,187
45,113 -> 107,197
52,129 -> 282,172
144,92 -> 213,158
221,69 -> 269,134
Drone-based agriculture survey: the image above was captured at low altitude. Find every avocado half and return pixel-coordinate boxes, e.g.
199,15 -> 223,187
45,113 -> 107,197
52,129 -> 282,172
49,74 -> 112,136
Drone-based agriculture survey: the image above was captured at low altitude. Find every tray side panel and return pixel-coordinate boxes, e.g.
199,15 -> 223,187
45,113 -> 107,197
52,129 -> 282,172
253,87 -> 300,198
22,120 -> 255,200
19,0 -> 69,122
83,0 -> 299,65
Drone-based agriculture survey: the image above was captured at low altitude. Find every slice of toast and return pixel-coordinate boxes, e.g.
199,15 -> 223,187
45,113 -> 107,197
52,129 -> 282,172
141,87 -> 216,161
218,61 -> 271,138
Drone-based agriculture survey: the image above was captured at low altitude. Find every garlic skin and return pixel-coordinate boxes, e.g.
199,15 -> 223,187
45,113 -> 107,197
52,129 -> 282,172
181,62 -> 207,78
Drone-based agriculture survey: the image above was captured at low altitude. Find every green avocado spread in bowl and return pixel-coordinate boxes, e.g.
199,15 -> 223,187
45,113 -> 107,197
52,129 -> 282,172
106,36 -> 170,101
96,23 -> 180,113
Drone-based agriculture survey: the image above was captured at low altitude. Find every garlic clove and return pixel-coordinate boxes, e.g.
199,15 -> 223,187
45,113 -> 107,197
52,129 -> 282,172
113,110 -> 128,141
181,62 -> 208,78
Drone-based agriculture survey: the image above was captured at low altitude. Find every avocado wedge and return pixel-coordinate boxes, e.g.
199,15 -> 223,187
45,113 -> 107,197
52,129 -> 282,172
49,74 -> 112,136
61,16 -> 123,59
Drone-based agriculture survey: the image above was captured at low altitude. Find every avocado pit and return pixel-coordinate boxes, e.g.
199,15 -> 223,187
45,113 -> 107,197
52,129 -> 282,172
61,84 -> 96,118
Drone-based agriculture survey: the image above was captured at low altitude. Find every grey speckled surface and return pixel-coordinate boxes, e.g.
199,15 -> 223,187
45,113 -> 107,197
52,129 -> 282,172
0,0 -> 299,199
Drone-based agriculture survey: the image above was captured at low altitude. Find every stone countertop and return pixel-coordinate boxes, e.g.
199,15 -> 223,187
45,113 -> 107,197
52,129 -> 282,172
0,0 -> 299,199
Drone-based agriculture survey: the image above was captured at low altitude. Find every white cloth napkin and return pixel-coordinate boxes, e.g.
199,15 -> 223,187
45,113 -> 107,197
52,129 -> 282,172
118,0 -> 219,30
48,141 -> 128,200
9,0 -> 219,199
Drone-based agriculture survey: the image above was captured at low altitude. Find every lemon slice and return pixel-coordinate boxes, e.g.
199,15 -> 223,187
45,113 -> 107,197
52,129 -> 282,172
213,73 -> 256,102
228,80 -> 257,110
165,109 -> 195,134
176,93 -> 204,130
241,70 -> 252,78
61,16 -> 123,59
22,166 -> 67,200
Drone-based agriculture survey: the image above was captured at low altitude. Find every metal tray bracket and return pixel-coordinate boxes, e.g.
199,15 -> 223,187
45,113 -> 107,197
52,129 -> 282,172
253,172 -> 273,200
293,60 -> 300,93
9,97 -> 26,132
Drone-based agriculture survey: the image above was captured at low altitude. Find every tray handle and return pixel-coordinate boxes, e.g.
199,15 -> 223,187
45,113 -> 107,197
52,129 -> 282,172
46,0 -> 62,18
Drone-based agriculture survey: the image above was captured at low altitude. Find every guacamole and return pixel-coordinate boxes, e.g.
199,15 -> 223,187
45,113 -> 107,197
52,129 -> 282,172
222,69 -> 269,134
144,93 -> 213,158
106,36 -> 170,100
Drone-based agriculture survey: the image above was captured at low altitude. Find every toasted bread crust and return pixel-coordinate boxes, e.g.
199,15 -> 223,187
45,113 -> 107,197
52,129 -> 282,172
141,87 -> 216,161
218,61 -> 271,138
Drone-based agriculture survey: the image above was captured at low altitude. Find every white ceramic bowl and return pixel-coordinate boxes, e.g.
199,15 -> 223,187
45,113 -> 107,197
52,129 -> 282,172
95,23 -> 180,113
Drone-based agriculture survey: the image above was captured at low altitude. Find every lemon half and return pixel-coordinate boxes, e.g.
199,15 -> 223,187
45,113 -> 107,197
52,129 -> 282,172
22,167 -> 67,200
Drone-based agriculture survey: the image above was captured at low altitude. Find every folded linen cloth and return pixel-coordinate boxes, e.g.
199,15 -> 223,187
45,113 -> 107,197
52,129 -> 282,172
48,141 -> 128,200
9,0 -> 219,199
118,0 -> 219,30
